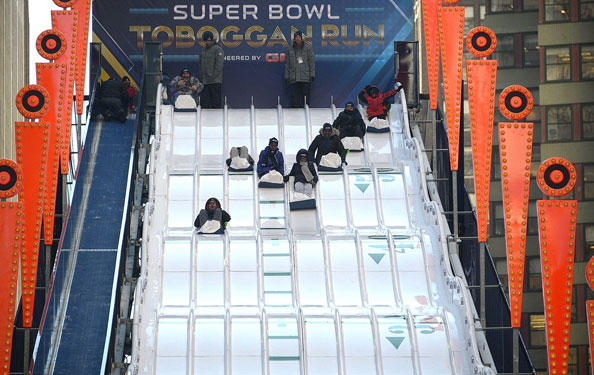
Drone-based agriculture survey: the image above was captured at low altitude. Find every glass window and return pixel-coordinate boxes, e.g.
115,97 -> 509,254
491,0 -> 514,12
581,45 -> 594,79
493,34 -> 515,68
528,258 -> 542,290
464,6 -> 475,34
584,164 -> 594,199
531,144 -> 541,177
583,104 -> 594,140
585,224 -> 594,258
523,33 -> 539,67
546,46 -> 571,81
546,105 -> 572,141
529,314 -> 546,346
524,0 -> 540,9
545,0 -> 570,21
581,0 -> 594,19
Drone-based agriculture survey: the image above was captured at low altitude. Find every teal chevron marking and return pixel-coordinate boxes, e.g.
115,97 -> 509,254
369,253 -> 385,264
355,183 -> 370,193
386,336 -> 405,349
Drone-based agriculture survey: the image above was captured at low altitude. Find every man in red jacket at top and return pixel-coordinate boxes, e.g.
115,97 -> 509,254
358,82 -> 403,121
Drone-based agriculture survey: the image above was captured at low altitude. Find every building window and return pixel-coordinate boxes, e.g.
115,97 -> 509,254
464,6 -> 475,34
546,46 -> 571,81
583,104 -> 594,140
528,258 -> 542,290
529,314 -> 546,346
524,0 -> 540,9
490,0 -> 514,12
586,224 -> 594,258
545,0 -> 571,21
581,45 -> 594,80
546,105 -> 572,141
531,144 -> 541,177
581,0 -> 594,19
523,33 -> 539,67
584,164 -> 594,199
493,34 -> 515,68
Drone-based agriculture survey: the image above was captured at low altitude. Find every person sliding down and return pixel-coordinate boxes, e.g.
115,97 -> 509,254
284,149 -> 318,197
358,82 -> 403,120
226,146 -> 254,171
332,101 -> 366,139
257,137 -> 285,178
308,123 -> 347,167
194,197 -> 231,233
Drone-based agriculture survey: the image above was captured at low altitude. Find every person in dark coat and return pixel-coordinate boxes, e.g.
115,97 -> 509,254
283,149 -> 318,197
257,137 -> 285,178
308,123 -> 347,165
92,77 -> 129,122
200,31 -> 224,109
285,30 -> 315,108
194,197 -> 231,230
358,83 -> 403,120
169,68 -> 203,105
332,101 -> 366,139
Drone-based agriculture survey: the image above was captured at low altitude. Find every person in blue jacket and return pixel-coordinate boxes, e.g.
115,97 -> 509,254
257,137 -> 285,178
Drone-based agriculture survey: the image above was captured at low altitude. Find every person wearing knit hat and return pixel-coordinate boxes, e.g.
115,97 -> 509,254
257,137 -> 285,178
169,68 -> 203,105
358,82 -> 404,120
332,101 -> 366,139
283,148 -> 318,197
307,123 -> 347,165
199,30 -> 224,108
284,29 -> 315,108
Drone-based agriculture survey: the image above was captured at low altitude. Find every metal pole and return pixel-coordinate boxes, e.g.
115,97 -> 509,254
480,241 -> 486,327
452,170 -> 458,239
45,244 -> 51,296
24,328 -> 30,373
431,109 -> 437,178
77,113 -> 82,152
513,327 -> 519,375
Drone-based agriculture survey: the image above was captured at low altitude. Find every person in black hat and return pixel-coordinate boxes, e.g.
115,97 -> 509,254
358,82 -> 403,120
332,101 -> 366,139
169,68 -> 203,105
194,197 -> 231,230
283,149 -> 318,197
199,31 -> 225,109
121,76 -> 136,113
308,123 -> 347,165
284,30 -> 315,108
92,76 -> 129,123
257,137 -> 285,178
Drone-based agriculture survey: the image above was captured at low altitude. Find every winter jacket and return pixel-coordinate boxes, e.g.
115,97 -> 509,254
285,42 -> 315,84
332,108 -> 366,138
358,87 -> 398,119
286,150 -> 318,185
200,43 -> 224,84
98,79 -> 129,106
169,75 -> 203,96
257,146 -> 285,177
194,197 -> 231,228
308,128 -> 347,164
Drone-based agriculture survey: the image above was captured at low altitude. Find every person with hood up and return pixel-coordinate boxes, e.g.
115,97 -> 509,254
308,123 -> 347,165
169,68 -> 203,104
121,76 -> 136,112
358,83 -> 403,120
194,197 -> 231,231
257,137 -> 285,178
283,149 -> 318,197
285,30 -> 315,108
200,31 -> 225,109
92,77 -> 129,123
332,101 -> 366,139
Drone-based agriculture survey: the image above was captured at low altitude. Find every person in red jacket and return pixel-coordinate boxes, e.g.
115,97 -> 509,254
358,82 -> 403,120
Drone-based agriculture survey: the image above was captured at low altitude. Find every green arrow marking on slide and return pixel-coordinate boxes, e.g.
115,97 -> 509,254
369,253 -> 385,264
355,183 -> 370,193
386,336 -> 405,350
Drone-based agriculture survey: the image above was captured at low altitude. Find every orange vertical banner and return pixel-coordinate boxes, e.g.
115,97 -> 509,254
585,249 -> 594,373
422,0 -> 441,109
537,200 -> 577,375
498,122 -> 533,327
52,10 -> 78,174
438,6 -> 464,170
73,0 -> 92,114
15,122 -> 51,327
466,60 -> 497,242
36,63 -> 67,246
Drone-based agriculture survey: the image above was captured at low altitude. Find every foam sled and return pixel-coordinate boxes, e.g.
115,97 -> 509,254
318,152 -> 343,172
258,170 -> 284,188
366,117 -> 390,133
342,136 -> 363,152
197,220 -> 224,234
174,94 -> 197,111
227,155 -> 253,172
289,192 -> 316,210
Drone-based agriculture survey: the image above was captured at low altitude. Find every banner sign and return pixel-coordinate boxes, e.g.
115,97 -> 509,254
93,1 -> 413,107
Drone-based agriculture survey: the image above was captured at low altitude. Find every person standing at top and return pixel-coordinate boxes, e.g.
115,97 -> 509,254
285,30 -> 315,108
200,31 -> 224,109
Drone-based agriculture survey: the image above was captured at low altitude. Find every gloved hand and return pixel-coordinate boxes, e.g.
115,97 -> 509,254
343,160 -> 348,166
283,175 -> 289,182
396,82 -> 403,92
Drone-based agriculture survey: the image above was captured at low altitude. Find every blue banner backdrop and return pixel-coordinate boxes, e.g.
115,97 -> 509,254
93,0 -> 413,108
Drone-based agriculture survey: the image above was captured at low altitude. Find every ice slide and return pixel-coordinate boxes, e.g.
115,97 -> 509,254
126,88 -> 496,375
